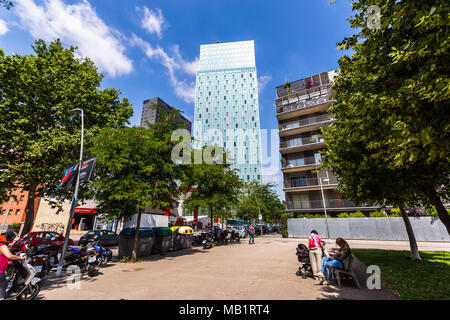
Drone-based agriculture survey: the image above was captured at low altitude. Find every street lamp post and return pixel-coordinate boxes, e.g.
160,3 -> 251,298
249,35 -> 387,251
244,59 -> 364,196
319,176 -> 330,239
56,108 -> 84,276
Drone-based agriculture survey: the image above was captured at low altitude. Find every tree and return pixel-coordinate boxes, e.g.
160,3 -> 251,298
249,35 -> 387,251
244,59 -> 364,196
0,1 -> 13,10
236,181 -> 284,224
0,39 -> 133,234
88,112 -> 186,262
182,149 -> 243,228
323,0 -> 450,258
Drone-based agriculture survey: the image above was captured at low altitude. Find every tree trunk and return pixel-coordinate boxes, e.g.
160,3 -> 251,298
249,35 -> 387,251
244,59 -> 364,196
131,208 -> 142,262
425,186 -> 450,235
210,205 -> 213,228
399,206 -> 421,261
22,181 -> 38,236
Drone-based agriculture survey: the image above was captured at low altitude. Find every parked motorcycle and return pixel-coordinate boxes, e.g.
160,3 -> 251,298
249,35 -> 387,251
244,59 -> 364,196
229,229 -> 241,243
192,233 -> 203,246
4,259 -> 41,300
216,228 -> 229,245
88,239 -> 112,265
64,241 -> 100,276
201,231 -> 213,249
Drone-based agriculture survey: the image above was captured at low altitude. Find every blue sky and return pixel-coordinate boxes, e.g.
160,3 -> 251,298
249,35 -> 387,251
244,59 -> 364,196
0,0 -> 355,199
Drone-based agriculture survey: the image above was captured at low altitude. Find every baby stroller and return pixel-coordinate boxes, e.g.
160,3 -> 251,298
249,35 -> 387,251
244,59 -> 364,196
296,243 -> 312,279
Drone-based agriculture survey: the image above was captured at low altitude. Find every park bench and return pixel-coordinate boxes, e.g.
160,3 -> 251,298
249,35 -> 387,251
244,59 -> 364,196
328,254 -> 361,289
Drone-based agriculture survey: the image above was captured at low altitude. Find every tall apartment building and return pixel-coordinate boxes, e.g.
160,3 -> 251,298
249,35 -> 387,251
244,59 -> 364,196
193,40 -> 262,182
141,97 -> 192,133
276,71 -> 379,214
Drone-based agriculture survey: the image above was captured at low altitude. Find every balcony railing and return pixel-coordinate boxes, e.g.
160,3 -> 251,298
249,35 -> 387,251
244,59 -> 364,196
285,199 -> 362,210
280,114 -> 331,131
276,87 -> 332,115
284,175 -> 338,189
282,156 -> 321,169
280,137 -> 324,150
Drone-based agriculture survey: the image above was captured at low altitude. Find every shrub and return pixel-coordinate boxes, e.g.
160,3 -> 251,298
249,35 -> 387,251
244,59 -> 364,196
370,210 -> 386,217
337,212 -> 349,218
281,212 -> 294,238
338,211 -> 366,218
389,208 -> 401,217
120,256 -> 130,263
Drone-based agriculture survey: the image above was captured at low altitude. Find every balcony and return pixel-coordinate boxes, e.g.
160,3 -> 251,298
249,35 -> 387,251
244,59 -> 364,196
282,156 -> 321,172
276,87 -> 332,120
284,175 -> 338,191
279,114 -> 333,137
285,199 -> 373,211
280,137 -> 325,154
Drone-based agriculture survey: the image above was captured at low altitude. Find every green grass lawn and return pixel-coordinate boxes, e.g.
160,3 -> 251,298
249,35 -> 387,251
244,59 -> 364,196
353,249 -> 450,300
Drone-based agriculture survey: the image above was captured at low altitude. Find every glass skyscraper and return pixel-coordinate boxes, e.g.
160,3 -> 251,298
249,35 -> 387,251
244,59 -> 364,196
193,40 -> 262,182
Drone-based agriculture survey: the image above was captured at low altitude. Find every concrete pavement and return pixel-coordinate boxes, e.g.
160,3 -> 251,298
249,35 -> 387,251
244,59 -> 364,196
37,234 -> 407,300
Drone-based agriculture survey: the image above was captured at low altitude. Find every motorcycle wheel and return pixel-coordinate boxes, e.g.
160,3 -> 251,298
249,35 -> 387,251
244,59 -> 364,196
101,255 -> 108,265
6,264 -> 15,282
88,265 -> 97,277
17,283 -> 40,300
236,237 -> 240,243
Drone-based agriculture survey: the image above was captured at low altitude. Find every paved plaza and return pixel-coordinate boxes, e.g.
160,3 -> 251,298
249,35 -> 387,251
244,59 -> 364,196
34,235 -> 450,300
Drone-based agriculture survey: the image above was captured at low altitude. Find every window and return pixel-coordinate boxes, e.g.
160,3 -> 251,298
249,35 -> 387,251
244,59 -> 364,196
241,74 -> 243,78
15,209 -> 20,215
224,96 -> 226,100
206,119 -> 208,124
1,210 -> 4,215
199,114 -> 202,118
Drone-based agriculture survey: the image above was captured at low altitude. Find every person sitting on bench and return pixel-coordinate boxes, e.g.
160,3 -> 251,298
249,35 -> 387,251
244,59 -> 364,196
315,237 -> 351,285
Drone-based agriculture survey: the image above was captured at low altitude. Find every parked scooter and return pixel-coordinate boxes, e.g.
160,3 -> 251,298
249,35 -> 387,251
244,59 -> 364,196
9,243 -> 50,279
3,259 -> 41,300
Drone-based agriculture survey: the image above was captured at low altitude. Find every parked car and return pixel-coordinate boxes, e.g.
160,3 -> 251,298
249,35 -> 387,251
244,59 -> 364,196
228,225 -> 247,238
78,230 -> 119,246
11,231 -> 74,250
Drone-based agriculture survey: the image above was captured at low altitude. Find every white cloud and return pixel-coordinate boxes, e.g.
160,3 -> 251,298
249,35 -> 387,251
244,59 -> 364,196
0,19 -> 8,36
130,34 -> 198,104
258,75 -> 272,94
14,0 -> 133,77
138,6 -> 165,39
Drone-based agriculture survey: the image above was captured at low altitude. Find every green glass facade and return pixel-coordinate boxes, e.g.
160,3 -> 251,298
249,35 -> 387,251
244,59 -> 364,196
193,40 -> 262,182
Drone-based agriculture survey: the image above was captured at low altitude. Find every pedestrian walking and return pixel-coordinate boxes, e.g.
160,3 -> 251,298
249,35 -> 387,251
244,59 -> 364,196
248,224 -> 255,244
308,230 -> 324,279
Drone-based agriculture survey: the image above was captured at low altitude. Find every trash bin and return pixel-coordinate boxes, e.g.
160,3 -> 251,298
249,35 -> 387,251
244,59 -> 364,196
118,227 -> 154,259
171,227 -> 181,251
152,227 -> 173,254
178,226 -> 194,249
